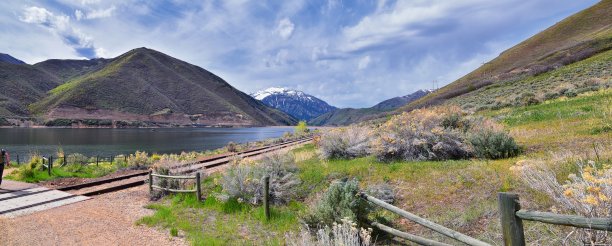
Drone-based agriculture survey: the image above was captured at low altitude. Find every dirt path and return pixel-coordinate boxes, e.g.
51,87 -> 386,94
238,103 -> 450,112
0,185 -> 186,246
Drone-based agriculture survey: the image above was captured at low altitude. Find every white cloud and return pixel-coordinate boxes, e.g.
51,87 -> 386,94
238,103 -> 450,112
86,5 -> 116,19
20,6 -> 103,58
357,55 -> 370,70
75,9 -> 83,20
341,0 -> 485,51
276,18 -> 295,40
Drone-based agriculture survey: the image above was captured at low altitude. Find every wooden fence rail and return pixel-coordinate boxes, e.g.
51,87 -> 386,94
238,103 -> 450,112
149,171 -> 202,201
360,193 -> 491,246
498,192 -> 612,246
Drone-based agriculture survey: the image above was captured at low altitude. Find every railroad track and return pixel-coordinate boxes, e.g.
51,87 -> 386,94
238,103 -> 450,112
55,137 -> 313,196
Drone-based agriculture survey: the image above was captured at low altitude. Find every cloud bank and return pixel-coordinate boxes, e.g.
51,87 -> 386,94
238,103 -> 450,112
0,0 -> 598,107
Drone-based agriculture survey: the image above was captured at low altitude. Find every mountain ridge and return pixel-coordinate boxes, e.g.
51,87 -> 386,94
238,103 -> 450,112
1,48 -> 297,127
251,87 -> 337,121
399,0 -> 612,113
310,89 -> 432,126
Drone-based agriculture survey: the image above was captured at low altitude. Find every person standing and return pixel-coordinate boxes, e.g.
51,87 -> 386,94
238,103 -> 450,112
0,149 -> 10,186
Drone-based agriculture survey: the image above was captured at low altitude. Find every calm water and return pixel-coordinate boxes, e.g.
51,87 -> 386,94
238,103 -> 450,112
0,127 -> 295,160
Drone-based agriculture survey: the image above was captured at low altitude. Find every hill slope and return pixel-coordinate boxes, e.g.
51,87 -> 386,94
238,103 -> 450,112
0,61 -> 60,117
400,0 -> 612,112
251,87 -> 336,121
31,48 -> 297,126
0,53 -> 26,65
34,58 -> 112,82
310,89 -> 431,126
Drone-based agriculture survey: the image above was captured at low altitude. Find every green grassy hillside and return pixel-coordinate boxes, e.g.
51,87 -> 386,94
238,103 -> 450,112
31,48 -> 296,126
0,62 -> 60,117
400,0 -> 612,112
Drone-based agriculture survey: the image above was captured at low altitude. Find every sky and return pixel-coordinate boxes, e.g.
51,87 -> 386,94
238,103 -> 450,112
0,0 -> 599,108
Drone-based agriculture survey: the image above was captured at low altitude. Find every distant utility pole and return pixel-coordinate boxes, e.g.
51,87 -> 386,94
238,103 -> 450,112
432,80 -> 439,91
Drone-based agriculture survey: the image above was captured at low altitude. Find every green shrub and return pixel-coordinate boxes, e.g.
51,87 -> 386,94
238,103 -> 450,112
516,92 -> 540,106
372,106 -> 472,161
295,121 -> 309,136
16,155 -> 44,180
226,142 -> 238,153
127,151 -> 152,170
220,153 -> 301,205
64,164 -> 85,173
303,179 -> 371,228
564,89 -> 578,98
469,130 -> 520,159
319,126 -> 371,159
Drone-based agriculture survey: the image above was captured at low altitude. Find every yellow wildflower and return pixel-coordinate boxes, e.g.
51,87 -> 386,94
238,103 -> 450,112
583,195 -> 599,206
563,189 -> 574,197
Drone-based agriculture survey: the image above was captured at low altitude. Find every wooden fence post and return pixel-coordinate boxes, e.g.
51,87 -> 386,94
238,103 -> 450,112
96,155 -> 99,166
195,172 -> 202,201
16,154 -> 20,165
48,156 -> 53,175
263,176 -> 270,220
148,170 -> 153,194
63,155 -> 67,166
110,156 -> 113,165
498,192 -> 525,246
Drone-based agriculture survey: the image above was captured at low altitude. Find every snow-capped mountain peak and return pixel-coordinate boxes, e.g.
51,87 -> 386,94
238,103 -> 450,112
251,87 -> 308,100
250,87 -> 336,121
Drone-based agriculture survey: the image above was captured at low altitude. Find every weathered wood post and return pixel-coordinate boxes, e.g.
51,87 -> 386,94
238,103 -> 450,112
263,176 -> 270,220
148,170 -> 153,194
16,154 -> 20,165
195,172 -> 202,201
48,156 -> 53,175
498,192 -> 525,246
110,156 -> 113,165
63,155 -> 67,166
96,155 -> 99,166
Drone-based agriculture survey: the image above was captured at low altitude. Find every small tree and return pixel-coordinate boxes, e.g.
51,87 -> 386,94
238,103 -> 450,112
295,121 -> 309,136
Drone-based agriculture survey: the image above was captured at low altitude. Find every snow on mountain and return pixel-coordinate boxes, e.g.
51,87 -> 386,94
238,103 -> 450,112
250,87 -> 336,121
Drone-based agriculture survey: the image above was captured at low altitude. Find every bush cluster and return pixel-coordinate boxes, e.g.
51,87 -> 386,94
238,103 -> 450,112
515,159 -> 612,244
318,126 -> 372,159
319,106 -> 521,162
220,153 -> 301,205
303,179 -> 371,229
127,151 -> 153,170
372,106 -> 473,161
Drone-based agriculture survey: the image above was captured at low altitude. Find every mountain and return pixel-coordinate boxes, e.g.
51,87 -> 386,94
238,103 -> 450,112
399,0 -> 612,113
0,47 -> 297,126
0,53 -> 26,65
34,58 -> 112,82
251,87 -> 337,121
30,48 -> 297,126
372,89 -> 432,110
310,89 -> 431,126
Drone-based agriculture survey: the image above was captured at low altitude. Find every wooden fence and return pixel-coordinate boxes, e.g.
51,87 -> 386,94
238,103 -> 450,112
498,192 -> 612,246
148,171 -> 202,201
360,192 -> 612,245
359,193 -> 491,246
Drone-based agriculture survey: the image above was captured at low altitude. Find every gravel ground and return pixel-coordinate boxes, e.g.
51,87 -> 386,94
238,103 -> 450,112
0,185 -> 187,246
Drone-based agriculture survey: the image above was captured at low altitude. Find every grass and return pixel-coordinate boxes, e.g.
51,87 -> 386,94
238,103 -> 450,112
137,90 -> 610,245
138,193 -> 303,245
5,162 -> 117,183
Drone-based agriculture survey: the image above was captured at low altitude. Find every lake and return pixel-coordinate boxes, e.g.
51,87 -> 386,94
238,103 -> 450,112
0,127 -> 295,161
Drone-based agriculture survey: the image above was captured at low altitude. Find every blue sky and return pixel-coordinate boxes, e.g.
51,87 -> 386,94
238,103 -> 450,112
0,0 -> 599,108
